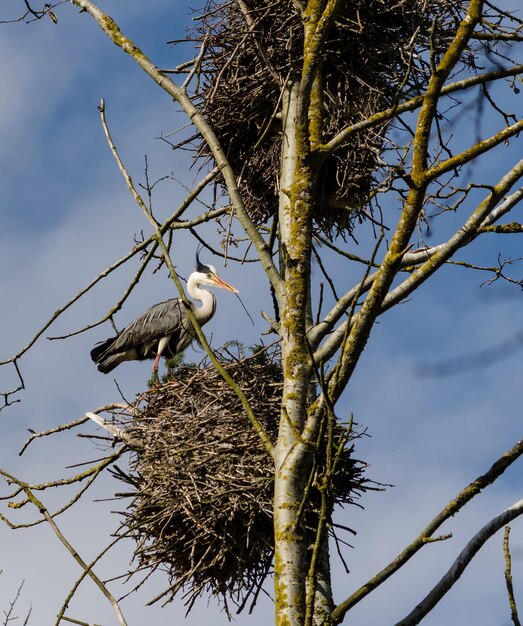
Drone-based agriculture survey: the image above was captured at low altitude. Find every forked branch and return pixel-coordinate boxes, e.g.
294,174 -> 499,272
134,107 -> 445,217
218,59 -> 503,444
0,473 -> 128,626
394,499 -> 523,626
330,436 -> 523,624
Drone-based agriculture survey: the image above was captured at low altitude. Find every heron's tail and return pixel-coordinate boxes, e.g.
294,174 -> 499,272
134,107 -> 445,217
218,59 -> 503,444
90,338 -> 119,374
96,355 -> 124,374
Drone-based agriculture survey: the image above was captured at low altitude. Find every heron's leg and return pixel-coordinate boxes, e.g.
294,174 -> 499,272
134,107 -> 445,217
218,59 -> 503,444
152,336 -> 170,371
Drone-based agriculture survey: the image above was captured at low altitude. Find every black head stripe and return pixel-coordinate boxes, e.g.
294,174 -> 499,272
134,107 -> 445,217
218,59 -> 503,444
195,247 -> 208,273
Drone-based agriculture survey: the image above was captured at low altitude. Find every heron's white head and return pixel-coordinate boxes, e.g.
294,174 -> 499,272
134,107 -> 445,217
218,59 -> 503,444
194,250 -> 239,293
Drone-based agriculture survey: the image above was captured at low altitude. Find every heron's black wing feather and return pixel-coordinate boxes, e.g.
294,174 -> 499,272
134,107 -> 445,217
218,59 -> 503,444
102,298 -> 190,357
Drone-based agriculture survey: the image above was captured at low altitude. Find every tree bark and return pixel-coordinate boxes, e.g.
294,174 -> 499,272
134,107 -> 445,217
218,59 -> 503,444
274,77 -> 319,625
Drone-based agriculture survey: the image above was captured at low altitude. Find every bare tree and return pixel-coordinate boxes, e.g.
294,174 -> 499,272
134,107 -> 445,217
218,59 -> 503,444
0,1 -> 522,625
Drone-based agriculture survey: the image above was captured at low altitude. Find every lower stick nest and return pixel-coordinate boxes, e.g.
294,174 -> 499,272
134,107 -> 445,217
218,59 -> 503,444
115,349 -> 369,612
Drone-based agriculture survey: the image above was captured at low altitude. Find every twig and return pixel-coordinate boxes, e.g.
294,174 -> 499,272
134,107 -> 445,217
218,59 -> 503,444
503,526 -> 522,626
85,412 -> 142,449
62,617 -> 99,625
56,535 -> 124,626
18,407 -> 126,456
0,450 -> 124,529
322,63 -> 523,156
39,504 -> 128,626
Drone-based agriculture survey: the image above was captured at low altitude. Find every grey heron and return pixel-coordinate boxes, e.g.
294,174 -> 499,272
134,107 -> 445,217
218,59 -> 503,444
90,252 -> 239,374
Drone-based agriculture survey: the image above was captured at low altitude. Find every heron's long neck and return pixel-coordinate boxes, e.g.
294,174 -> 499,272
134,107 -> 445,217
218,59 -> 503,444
187,279 -> 216,325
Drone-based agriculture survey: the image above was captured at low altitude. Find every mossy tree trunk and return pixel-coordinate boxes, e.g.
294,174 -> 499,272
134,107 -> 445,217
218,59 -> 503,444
274,75 -> 317,624
274,3 -> 350,623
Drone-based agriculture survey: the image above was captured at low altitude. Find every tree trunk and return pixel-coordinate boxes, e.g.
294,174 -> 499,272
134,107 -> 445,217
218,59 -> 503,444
274,76 -> 329,626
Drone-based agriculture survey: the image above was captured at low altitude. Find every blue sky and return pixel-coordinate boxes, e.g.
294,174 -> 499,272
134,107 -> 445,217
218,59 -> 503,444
0,2 -> 522,625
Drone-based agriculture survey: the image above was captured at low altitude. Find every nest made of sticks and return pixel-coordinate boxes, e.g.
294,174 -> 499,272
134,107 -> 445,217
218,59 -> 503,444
114,348 -> 370,613
184,0 -> 471,236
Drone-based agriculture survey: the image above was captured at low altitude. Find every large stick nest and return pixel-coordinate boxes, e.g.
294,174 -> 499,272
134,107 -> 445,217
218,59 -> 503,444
114,349 -> 370,612
186,0 -> 471,236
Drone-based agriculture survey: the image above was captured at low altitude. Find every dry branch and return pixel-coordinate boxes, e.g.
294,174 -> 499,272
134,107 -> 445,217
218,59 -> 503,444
394,498 -> 523,626
331,436 -> 523,624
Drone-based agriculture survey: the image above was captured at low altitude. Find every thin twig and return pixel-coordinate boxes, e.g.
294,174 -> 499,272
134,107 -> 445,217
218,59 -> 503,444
85,411 -> 142,449
503,526 -> 522,626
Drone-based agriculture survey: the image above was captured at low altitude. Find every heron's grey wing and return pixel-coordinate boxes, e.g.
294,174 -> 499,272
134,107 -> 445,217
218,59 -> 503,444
106,298 -> 188,355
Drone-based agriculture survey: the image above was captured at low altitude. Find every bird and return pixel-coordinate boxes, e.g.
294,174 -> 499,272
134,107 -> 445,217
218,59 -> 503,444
90,251 -> 239,374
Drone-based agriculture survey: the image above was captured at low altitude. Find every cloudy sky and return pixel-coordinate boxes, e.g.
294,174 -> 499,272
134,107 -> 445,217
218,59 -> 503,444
0,2 -> 522,625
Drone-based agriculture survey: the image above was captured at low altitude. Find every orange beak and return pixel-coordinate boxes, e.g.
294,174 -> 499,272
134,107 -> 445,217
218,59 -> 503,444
212,275 -> 239,294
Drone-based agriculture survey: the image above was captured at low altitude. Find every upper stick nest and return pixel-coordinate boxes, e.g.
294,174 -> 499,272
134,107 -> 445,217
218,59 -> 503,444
186,0 -> 470,236
114,348 -> 370,613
